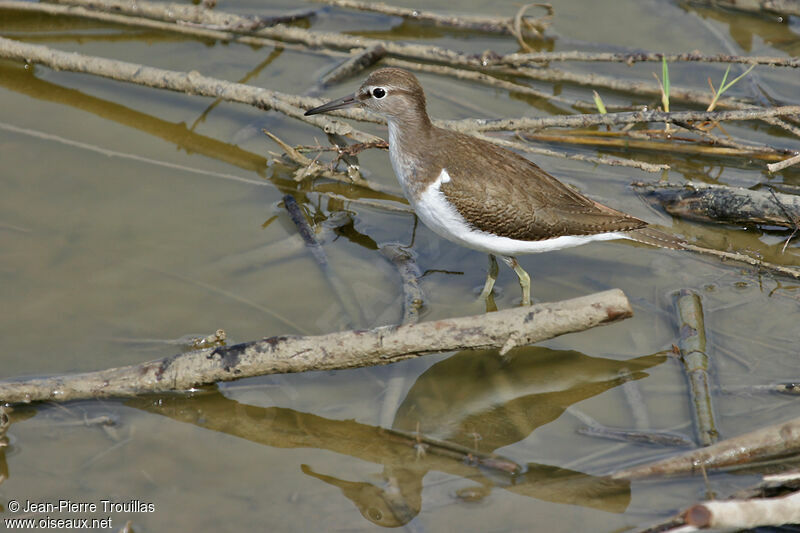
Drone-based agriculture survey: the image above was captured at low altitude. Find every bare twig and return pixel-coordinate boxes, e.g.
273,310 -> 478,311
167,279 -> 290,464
0,289 -> 632,404
611,414 -> 800,479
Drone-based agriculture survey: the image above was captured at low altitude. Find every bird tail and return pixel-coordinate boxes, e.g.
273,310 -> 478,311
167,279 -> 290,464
624,227 -> 686,250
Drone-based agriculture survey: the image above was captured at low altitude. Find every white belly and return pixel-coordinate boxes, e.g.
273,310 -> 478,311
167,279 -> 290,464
412,169 -> 628,256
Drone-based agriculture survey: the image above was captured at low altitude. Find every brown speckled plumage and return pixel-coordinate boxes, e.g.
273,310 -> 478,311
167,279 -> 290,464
406,126 -> 647,240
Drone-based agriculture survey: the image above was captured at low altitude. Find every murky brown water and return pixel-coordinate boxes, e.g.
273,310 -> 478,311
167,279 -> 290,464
1,0 -> 799,531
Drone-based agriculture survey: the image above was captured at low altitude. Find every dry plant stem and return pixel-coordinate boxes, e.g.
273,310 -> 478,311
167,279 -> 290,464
0,289 -> 632,404
264,130 -> 377,189
380,244 -> 423,325
309,0 -> 550,37
0,37 -> 382,143
674,120 -> 785,155
684,492 -> 800,529
610,414 -> 800,479
283,195 -> 365,329
496,51 -> 800,69
633,181 -> 800,229
674,289 -> 718,447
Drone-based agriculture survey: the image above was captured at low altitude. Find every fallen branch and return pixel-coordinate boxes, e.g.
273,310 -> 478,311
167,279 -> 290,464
0,37 -> 382,143
0,289 -> 632,404
673,289 -> 718,446
611,414 -> 800,479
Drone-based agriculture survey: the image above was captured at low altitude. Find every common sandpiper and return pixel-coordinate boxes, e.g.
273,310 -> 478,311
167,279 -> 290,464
305,68 -> 681,305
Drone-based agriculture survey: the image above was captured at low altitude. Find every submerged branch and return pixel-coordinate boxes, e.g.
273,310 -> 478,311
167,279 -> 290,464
0,290 -> 632,404
611,415 -> 800,479
633,181 -> 800,230
673,289 -> 718,446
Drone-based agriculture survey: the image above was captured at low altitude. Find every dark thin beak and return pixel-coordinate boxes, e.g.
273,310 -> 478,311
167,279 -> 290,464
304,93 -> 359,116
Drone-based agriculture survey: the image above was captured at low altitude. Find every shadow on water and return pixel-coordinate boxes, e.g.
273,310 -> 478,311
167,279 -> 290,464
127,347 -> 666,527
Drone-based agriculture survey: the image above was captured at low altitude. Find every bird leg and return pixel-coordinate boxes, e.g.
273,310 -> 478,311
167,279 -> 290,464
478,254 -> 499,301
500,256 -> 531,306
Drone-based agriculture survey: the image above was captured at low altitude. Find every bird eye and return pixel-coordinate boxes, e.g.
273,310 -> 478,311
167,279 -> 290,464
372,87 -> 386,99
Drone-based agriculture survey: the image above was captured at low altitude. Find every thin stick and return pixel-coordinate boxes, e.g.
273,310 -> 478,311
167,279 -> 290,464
611,414 -> 800,479
0,289 -> 632,404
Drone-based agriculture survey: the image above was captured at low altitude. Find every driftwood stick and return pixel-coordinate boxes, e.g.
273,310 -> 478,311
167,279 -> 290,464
633,181 -> 800,229
610,414 -> 800,479
0,37 -> 382,143
768,153 -> 800,173
674,289 -> 718,447
684,492 -> 800,529
0,289 -> 632,404
310,0 -> 551,37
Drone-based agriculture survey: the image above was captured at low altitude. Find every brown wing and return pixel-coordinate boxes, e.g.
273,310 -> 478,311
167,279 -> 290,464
433,130 -> 646,241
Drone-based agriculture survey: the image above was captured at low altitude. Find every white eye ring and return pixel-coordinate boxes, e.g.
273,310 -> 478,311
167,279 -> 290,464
372,87 -> 386,99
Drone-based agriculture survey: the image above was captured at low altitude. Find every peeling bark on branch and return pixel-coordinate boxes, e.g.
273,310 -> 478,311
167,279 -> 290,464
0,290 -> 632,405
